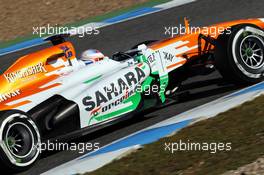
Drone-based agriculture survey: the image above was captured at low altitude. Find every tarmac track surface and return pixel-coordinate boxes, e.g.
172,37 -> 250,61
0,0 -> 263,174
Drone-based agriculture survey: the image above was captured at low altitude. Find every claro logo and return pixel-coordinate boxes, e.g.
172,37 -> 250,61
82,67 -> 146,112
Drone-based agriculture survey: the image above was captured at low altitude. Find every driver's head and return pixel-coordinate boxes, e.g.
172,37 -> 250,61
81,49 -> 105,62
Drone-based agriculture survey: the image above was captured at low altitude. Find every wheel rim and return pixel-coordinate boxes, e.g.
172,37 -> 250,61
0,113 -> 41,167
240,35 -> 264,69
5,122 -> 34,159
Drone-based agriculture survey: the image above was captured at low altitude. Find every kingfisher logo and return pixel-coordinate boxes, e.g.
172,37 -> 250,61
4,63 -> 47,83
83,67 -> 146,112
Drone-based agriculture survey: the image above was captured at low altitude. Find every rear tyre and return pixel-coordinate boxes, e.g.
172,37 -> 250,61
215,24 -> 264,84
0,110 -> 41,172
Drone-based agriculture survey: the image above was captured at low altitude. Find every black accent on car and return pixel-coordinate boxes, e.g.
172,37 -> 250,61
214,24 -> 264,84
28,95 -> 80,140
44,34 -> 71,45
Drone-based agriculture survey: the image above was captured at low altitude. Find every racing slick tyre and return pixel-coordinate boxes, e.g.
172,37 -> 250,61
0,110 -> 41,172
215,24 -> 264,84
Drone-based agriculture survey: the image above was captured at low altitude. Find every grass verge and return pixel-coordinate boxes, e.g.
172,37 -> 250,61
88,95 -> 264,175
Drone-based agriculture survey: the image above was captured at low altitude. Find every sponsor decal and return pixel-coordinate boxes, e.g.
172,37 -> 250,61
0,89 -> 21,102
90,88 -> 135,117
101,88 -> 135,113
4,63 -> 47,83
83,67 -> 146,113
90,106 -> 102,117
147,53 -> 156,64
163,51 -> 175,62
60,46 -> 70,52
146,51 -> 175,66
60,46 -> 73,58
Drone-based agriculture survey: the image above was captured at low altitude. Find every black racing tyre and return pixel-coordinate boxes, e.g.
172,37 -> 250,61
131,40 -> 158,50
0,110 -> 41,172
214,24 -> 264,84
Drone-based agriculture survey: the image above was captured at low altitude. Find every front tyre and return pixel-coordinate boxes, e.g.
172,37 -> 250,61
215,25 -> 264,84
0,110 -> 41,172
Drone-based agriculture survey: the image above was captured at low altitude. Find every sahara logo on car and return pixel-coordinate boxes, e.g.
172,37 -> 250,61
83,67 -> 146,112
101,87 -> 136,113
89,88 -> 135,116
0,89 -> 21,102
90,106 -> 102,117
4,63 -> 47,83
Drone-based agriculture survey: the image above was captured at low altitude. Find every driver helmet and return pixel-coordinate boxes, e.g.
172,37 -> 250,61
81,49 -> 105,64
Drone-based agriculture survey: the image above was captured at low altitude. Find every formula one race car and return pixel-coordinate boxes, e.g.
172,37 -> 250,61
1,18 -> 264,171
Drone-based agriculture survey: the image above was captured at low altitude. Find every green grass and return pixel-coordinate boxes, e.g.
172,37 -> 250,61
87,95 -> 264,175
0,0 -> 171,49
